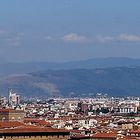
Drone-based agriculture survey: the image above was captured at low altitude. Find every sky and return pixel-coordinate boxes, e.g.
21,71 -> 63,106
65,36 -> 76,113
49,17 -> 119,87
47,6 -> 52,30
0,0 -> 140,62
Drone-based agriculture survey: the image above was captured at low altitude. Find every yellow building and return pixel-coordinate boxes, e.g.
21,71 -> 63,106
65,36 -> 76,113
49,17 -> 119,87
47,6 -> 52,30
0,109 -> 25,121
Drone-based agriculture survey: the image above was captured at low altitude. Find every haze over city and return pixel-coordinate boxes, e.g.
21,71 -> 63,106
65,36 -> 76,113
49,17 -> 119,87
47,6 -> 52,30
0,0 -> 140,62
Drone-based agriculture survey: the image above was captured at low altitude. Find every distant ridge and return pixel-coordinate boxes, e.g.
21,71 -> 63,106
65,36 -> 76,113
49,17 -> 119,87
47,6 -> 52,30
1,57 -> 140,76
1,67 -> 140,97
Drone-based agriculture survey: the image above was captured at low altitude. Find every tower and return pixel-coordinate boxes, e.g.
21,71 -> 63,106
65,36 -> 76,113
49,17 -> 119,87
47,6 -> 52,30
8,90 -> 20,107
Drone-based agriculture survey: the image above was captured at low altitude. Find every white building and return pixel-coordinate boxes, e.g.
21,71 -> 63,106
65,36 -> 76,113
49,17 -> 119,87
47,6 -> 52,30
9,90 -> 20,107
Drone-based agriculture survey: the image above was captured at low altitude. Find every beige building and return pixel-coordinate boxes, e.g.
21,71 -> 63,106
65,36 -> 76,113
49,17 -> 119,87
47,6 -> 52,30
0,109 -> 25,121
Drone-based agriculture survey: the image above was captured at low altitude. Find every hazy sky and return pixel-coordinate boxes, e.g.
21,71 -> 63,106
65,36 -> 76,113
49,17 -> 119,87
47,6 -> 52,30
0,0 -> 140,62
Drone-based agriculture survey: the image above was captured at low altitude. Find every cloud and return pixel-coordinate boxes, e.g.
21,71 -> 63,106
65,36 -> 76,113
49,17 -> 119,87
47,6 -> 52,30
45,33 -> 92,43
62,33 -> 90,43
95,35 -> 114,43
4,32 -> 24,47
45,33 -> 140,44
95,34 -> 140,43
117,34 -> 140,41
0,29 -> 24,47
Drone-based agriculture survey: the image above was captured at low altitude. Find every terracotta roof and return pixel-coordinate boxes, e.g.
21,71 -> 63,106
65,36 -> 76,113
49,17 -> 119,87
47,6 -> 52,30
0,121 -> 25,129
118,136 -> 138,140
70,135 -> 90,139
92,131 -> 117,139
0,126 -> 69,133
70,129 -> 86,133
128,129 -> 140,134
48,116 -> 111,121
90,128 -> 98,133
24,118 -> 52,127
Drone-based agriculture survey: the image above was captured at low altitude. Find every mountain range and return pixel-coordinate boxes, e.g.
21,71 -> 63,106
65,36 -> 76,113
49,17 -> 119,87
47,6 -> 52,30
1,57 -> 140,97
1,57 -> 140,76
1,66 -> 140,98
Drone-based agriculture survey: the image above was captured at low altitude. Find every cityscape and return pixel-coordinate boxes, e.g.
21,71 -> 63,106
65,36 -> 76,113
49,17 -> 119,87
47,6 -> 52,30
0,91 -> 139,139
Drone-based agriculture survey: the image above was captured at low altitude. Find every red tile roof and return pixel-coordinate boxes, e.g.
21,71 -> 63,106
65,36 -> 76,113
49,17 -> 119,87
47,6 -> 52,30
118,136 -> 138,140
0,121 -> 25,129
92,131 -> 117,139
70,135 -> 90,139
128,129 -> 140,134
24,118 -> 52,127
0,126 -> 69,133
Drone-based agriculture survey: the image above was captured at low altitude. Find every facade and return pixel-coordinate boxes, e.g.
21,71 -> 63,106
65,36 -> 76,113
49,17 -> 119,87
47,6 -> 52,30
8,90 -> 20,107
0,109 -> 25,121
113,102 -> 138,114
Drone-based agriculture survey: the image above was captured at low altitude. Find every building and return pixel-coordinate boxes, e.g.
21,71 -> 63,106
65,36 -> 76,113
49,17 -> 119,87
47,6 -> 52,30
0,109 -> 25,122
8,90 -> 20,107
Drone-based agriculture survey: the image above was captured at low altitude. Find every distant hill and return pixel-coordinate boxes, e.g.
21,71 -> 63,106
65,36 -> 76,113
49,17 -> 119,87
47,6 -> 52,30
1,57 -> 140,76
1,67 -> 140,97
